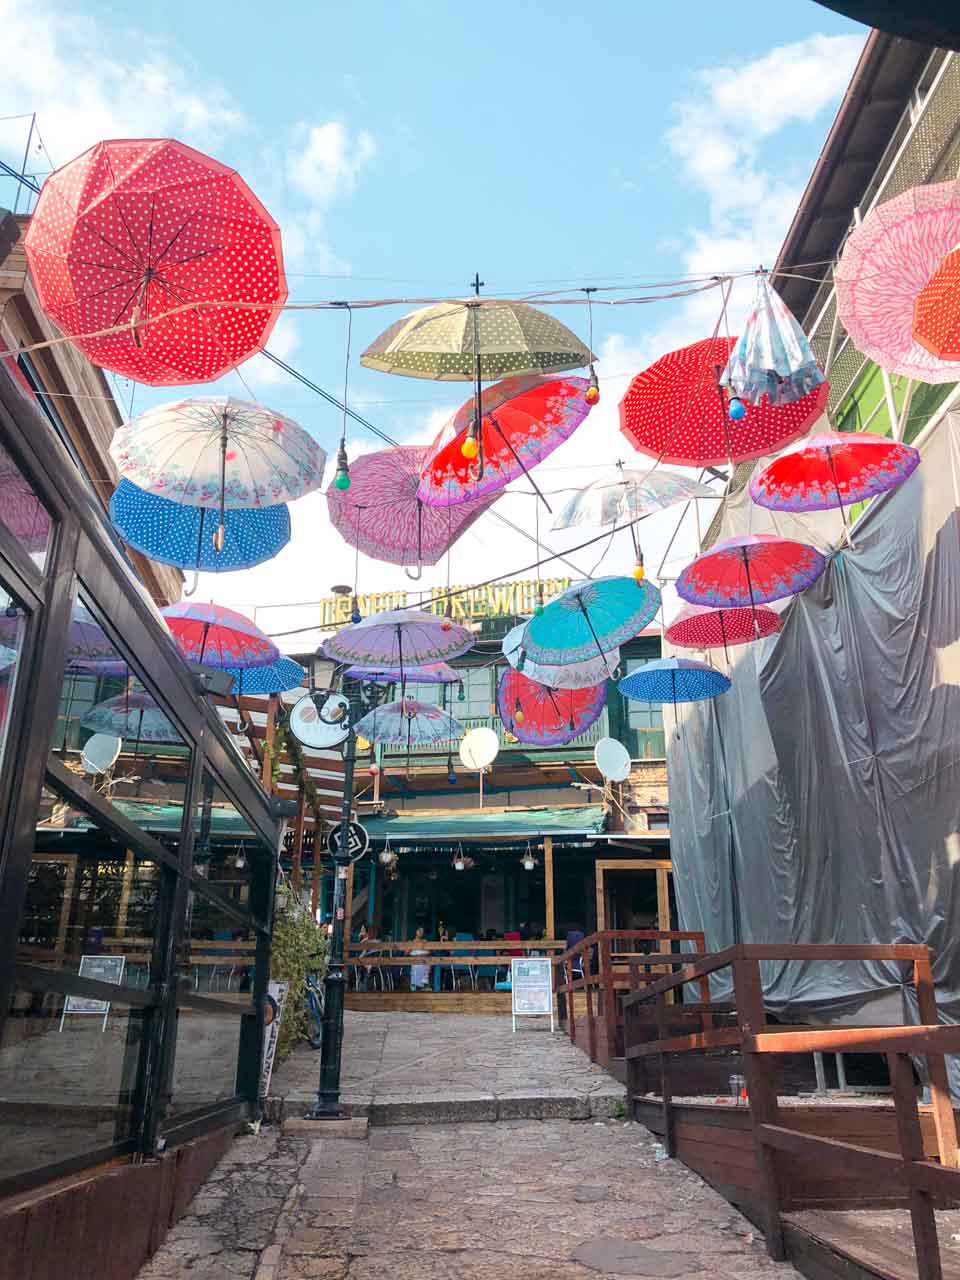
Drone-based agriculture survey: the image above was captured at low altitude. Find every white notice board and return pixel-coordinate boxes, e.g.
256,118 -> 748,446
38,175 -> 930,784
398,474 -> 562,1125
510,958 -> 554,1032
60,954 -> 125,1032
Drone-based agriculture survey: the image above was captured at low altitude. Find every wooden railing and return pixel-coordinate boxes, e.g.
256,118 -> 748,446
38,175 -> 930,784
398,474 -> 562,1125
553,930 -> 708,1066
622,943 -> 960,1279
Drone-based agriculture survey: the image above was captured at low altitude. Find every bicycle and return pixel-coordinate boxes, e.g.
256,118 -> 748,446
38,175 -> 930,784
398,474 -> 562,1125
303,967 -> 325,1050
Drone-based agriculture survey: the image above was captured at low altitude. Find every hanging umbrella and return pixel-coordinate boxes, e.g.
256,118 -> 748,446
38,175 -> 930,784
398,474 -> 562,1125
326,444 -> 495,576
344,662 -> 460,684
521,576 -> 661,667
162,602 -> 279,668
496,667 -> 606,747
720,274 -> 826,406
353,697 -> 464,746
551,466 -> 717,530
665,603 -> 782,660
111,397 -> 324,549
24,138 -> 286,386
322,609 -> 473,674
0,459 -> 52,554
0,601 -> 112,663
619,658 -> 731,706
834,181 -> 960,384
913,247 -> 960,361
81,692 -> 181,743
619,336 -> 828,467
749,432 -> 920,525
221,656 -> 306,696
811,2 -> 960,52
676,534 -> 827,611
360,299 -> 593,381
110,479 -> 290,575
417,374 -> 593,508
501,621 -> 619,689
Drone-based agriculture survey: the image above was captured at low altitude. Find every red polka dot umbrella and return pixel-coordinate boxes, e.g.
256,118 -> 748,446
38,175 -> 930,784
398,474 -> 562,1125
619,336 -> 829,467
913,246 -> 960,362
24,138 -> 286,386
665,602 -> 782,662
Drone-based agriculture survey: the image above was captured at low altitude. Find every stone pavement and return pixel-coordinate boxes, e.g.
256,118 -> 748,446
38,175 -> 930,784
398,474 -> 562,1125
267,1011 -> 625,1124
139,1119 -> 798,1279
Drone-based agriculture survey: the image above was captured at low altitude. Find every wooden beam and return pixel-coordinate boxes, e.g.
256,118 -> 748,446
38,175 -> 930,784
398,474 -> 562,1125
656,867 -> 671,933
291,788 -> 306,896
260,693 -> 279,792
543,835 -> 555,940
888,1050 -> 943,1278
595,861 -> 605,933
914,954 -> 959,1170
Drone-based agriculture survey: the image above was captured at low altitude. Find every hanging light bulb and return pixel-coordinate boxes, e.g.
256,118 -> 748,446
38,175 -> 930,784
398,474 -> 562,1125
213,524 -> 225,554
728,396 -> 747,422
585,365 -> 600,405
333,441 -> 351,490
453,853 -> 466,871
522,847 -> 536,872
517,649 -> 526,673
460,424 -> 479,460
351,595 -> 362,624
633,553 -> 645,583
446,753 -> 457,785
534,585 -> 545,617
457,681 -> 465,702
234,844 -> 247,870
368,762 -> 380,777
514,697 -> 525,726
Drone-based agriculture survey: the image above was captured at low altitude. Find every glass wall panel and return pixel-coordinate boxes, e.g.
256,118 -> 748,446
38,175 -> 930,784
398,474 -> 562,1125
166,1006 -> 242,1119
0,574 -> 29,774
0,434 -> 54,570
1,983 -> 143,1180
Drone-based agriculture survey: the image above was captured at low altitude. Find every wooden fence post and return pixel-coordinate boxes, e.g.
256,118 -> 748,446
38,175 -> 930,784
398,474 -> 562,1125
888,1050 -> 944,1279
655,989 -> 675,1156
566,957 -> 576,1045
543,836 -> 555,940
914,954 -> 959,1170
600,934 -> 618,1063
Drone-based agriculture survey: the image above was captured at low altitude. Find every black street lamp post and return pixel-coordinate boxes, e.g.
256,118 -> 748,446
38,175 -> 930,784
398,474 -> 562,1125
306,674 -> 362,1119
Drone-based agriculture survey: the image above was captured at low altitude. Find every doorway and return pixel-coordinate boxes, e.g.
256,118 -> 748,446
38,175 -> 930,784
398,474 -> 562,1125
594,859 -> 674,933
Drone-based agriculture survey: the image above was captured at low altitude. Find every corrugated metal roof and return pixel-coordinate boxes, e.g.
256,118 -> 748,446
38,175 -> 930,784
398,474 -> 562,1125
363,805 -> 606,843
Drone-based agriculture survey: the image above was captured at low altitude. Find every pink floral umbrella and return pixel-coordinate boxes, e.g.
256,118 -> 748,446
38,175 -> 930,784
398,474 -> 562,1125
327,444 -> 496,578
665,603 -> 782,662
835,180 -> 960,383
676,534 -> 827,630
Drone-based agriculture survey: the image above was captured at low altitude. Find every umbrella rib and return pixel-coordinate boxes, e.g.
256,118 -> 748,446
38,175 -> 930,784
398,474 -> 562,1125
490,415 -> 552,512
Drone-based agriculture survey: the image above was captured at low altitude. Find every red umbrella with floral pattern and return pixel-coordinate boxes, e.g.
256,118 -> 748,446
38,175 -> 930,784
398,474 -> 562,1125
24,138 -> 286,385
496,667 -> 606,747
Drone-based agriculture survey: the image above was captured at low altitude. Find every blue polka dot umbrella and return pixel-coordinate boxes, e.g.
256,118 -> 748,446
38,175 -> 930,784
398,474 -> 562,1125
221,656 -> 306,695
110,480 -> 290,575
521,576 -> 661,667
618,657 -> 731,707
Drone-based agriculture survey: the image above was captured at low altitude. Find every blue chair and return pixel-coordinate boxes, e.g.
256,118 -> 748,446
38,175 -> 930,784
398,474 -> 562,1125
450,932 -> 476,991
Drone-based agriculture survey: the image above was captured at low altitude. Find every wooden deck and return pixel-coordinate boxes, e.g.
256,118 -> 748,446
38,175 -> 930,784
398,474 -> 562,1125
345,991 -> 513,1014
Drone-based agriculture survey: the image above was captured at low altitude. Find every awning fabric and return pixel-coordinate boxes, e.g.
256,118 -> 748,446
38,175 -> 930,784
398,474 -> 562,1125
362,804 -> 606,843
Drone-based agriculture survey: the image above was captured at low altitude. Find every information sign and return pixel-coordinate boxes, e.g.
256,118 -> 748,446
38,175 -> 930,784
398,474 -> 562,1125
60,954 -> 126,1032
259,980 -> 290,1100
510,957 -> 554,1032
326,821 -> 369,859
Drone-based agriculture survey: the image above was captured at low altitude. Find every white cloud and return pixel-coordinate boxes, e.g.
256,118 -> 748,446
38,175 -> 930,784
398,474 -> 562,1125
286,122 -> 377,207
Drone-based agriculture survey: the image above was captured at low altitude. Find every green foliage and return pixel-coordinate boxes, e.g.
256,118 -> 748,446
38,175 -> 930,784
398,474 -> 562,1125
270,881 -> 327,1063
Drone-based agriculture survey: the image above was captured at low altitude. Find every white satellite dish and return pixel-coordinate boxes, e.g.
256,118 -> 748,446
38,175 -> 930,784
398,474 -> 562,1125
594,737 -> 631,783
81,732 -> 122,775
459,727 -> 499,771
288,692 -> 351,750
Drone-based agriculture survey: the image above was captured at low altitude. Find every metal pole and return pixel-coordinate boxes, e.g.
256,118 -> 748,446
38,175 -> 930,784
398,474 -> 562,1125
306,675 -> 362,1119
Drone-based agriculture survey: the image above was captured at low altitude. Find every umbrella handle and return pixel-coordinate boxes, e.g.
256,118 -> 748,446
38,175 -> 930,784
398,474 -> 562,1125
183,569 -> 200,598
404,563 -> 423,581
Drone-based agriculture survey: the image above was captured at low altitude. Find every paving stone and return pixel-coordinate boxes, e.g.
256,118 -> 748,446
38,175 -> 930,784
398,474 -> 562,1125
571,1236 -> 702,1277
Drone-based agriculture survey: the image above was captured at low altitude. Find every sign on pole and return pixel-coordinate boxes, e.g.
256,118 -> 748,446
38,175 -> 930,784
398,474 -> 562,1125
259,979 -> 290,1100
60,954 -> 126,1032
510,957 -> 554,1033
326,820 -> 369,859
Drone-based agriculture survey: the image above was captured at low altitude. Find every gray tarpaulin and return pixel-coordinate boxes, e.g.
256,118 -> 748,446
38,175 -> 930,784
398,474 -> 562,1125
666,413 -> 960,1081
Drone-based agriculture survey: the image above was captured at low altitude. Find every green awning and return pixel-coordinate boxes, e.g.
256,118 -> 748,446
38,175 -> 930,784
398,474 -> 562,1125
361,804 -> 605,843
73,799 -> 254,837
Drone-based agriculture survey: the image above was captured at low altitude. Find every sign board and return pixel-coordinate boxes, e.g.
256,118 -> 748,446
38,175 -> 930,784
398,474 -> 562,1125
309,577 -> 573,631
510,957 -> 554,1032
259,980 -> 290,1100
326,820 -> 369,859
60,954 -> 125,1032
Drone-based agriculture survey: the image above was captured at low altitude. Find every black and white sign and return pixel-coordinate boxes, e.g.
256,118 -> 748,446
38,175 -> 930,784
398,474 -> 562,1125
259,980 -> 289,1099
60,954 -> 126,1032
326,820 -> 369,859
510,958 -> 554,1032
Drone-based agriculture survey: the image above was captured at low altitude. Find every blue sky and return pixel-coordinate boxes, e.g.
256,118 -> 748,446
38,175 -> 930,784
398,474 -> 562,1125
0,0 -> 866,644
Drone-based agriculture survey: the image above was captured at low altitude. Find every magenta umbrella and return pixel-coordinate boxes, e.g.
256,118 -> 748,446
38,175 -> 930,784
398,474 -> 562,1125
0,458 -> 52,555
327,444 -> 496,579
665,602 -> 783,662
676,533 -> 827,624
162,602 -> 278,669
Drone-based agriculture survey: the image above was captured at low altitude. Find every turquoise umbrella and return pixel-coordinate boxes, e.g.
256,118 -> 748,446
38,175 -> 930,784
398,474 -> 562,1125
521,576 -> 661,667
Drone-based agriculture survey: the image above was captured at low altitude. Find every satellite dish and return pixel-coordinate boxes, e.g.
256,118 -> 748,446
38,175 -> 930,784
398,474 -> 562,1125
81,732 -> 122,775
459,726 -> 499,771
594,737 -> 631,783
289,692 -> 351,750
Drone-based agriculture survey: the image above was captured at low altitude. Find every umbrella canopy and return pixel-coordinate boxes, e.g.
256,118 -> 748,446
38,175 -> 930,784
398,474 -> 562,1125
750,432 -> 920,515
496,668 -> 606,747
353,697 -> 464,747
552,466 -> 716,531
81,691 -> 181,743
345,662 -> 459,684
222,657 -> 306,696
720,274 -> 826,406
0,601 -> 112,663
417,375 -> 593,508
619,658 -> 731,704
665,603 -> 783,654
323,609 -> 473,670
913,247 -> 960,361
501,621 -> 619,689
110,479 -> 290,573
0,460 -> 52,554
835,181 -> 960,384
521,576 -> 661,667
360,300 -> 593,381
619,336 -> 828,466
326,444 -> 495,571
676,534 -> 827,609
111,397 -> 325,509
24,138 -> 286,386
162,602 -> 278,669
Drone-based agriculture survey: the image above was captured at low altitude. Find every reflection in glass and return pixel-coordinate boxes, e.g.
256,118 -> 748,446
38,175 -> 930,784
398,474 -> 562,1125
0,576 -> 27,772
1,985 -> 142,1179
166,1008 -> 242,1119
0,436 -> 53,569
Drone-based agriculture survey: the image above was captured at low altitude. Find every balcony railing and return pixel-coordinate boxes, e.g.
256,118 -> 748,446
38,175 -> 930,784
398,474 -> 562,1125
382,711 -> 611,758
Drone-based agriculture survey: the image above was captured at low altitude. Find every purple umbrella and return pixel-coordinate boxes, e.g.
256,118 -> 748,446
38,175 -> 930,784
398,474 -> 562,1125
323,609 -> 473,687
345,661 -> 460,684
327,444 -> 497,579
0,459 -> 52,555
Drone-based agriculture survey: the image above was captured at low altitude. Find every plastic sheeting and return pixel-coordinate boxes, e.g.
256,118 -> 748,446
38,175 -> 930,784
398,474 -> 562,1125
667,413 -> 960,1072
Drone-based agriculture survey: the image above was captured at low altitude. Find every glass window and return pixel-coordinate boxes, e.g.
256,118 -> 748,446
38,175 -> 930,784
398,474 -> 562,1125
165,1007 -> 243,1120
1,983 -> 144,1180
624,658 -> 664,759
0,574 -> 28,771
0,434 -> 53,570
